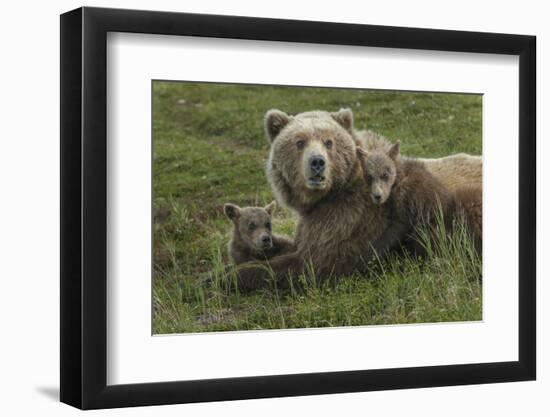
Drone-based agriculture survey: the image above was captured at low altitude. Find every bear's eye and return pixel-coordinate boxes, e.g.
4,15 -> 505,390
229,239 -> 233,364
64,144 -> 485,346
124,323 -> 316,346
381,173 -> 389,181
265,222 -> 271,230
248,222 -> 256,231
296,140 -> 305,150
325,139 -> 333,149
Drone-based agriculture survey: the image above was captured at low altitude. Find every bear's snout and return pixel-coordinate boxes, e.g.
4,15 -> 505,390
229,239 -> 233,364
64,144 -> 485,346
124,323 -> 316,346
309,154 -> 326,175
260,234 -> 273,249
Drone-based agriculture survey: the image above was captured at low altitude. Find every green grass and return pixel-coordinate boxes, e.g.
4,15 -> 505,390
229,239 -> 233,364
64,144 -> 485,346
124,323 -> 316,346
152,81 -> 482,334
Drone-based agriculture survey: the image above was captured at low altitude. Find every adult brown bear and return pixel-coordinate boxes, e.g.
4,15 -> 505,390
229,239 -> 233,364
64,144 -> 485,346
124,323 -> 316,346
234,108 -> 481,291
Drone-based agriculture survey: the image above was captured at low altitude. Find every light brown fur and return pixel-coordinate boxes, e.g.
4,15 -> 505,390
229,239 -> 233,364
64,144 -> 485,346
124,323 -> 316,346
224,201 -> 295,265
418,153 -> 482,193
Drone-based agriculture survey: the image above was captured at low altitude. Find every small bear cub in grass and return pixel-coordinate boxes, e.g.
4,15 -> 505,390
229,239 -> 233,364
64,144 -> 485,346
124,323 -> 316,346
224,201 -> 296,265
357,142 -> 482,257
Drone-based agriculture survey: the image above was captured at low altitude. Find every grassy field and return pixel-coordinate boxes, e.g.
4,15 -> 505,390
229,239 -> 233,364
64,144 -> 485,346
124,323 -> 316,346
152,81 -> 482,334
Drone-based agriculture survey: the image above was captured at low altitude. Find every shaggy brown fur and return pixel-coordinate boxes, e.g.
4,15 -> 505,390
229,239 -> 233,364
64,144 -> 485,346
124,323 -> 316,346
454,186 -> 483,255
234,108 -> 482,291
357,143 -> 482,257
224,201 -> 295,265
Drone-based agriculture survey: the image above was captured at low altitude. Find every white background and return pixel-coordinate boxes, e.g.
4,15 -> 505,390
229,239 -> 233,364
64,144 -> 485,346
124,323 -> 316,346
0,0 -> 546,416
108,34 -> 519,384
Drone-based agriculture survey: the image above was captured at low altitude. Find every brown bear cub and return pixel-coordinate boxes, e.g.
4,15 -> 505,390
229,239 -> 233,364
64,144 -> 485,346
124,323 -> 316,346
224,201 -> 296,265
357,142 -> 482,257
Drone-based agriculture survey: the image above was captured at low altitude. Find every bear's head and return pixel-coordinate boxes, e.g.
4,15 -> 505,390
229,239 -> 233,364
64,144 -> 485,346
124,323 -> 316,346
356,142 -> 400,205
265,108 -> 361,212
224,201 -> 276,252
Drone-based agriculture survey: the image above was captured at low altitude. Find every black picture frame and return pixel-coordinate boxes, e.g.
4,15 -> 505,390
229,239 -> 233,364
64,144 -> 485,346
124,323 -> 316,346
60,6 -> 536,410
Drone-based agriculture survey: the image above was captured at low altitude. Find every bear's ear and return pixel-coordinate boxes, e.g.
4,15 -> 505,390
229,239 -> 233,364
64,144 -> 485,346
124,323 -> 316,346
265,109 -> 291,143
264,200 -> 276,216
356,146 -> 368,160
223,203 -> 241,221
331,108 -> 354,133
388,141 -> 401,161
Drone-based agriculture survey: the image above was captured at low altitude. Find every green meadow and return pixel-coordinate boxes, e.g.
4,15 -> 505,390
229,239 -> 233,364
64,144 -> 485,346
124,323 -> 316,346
152,81 -> 482,334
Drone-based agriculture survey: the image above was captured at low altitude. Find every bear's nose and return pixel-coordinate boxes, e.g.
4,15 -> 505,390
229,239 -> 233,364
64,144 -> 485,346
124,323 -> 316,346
309,154 -> 326,175
373,193 -> 382,202
262,235 -> 271,244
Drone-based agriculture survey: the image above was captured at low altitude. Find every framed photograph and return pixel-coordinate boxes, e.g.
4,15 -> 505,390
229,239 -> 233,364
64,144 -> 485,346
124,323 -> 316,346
60,6 -> 536,409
